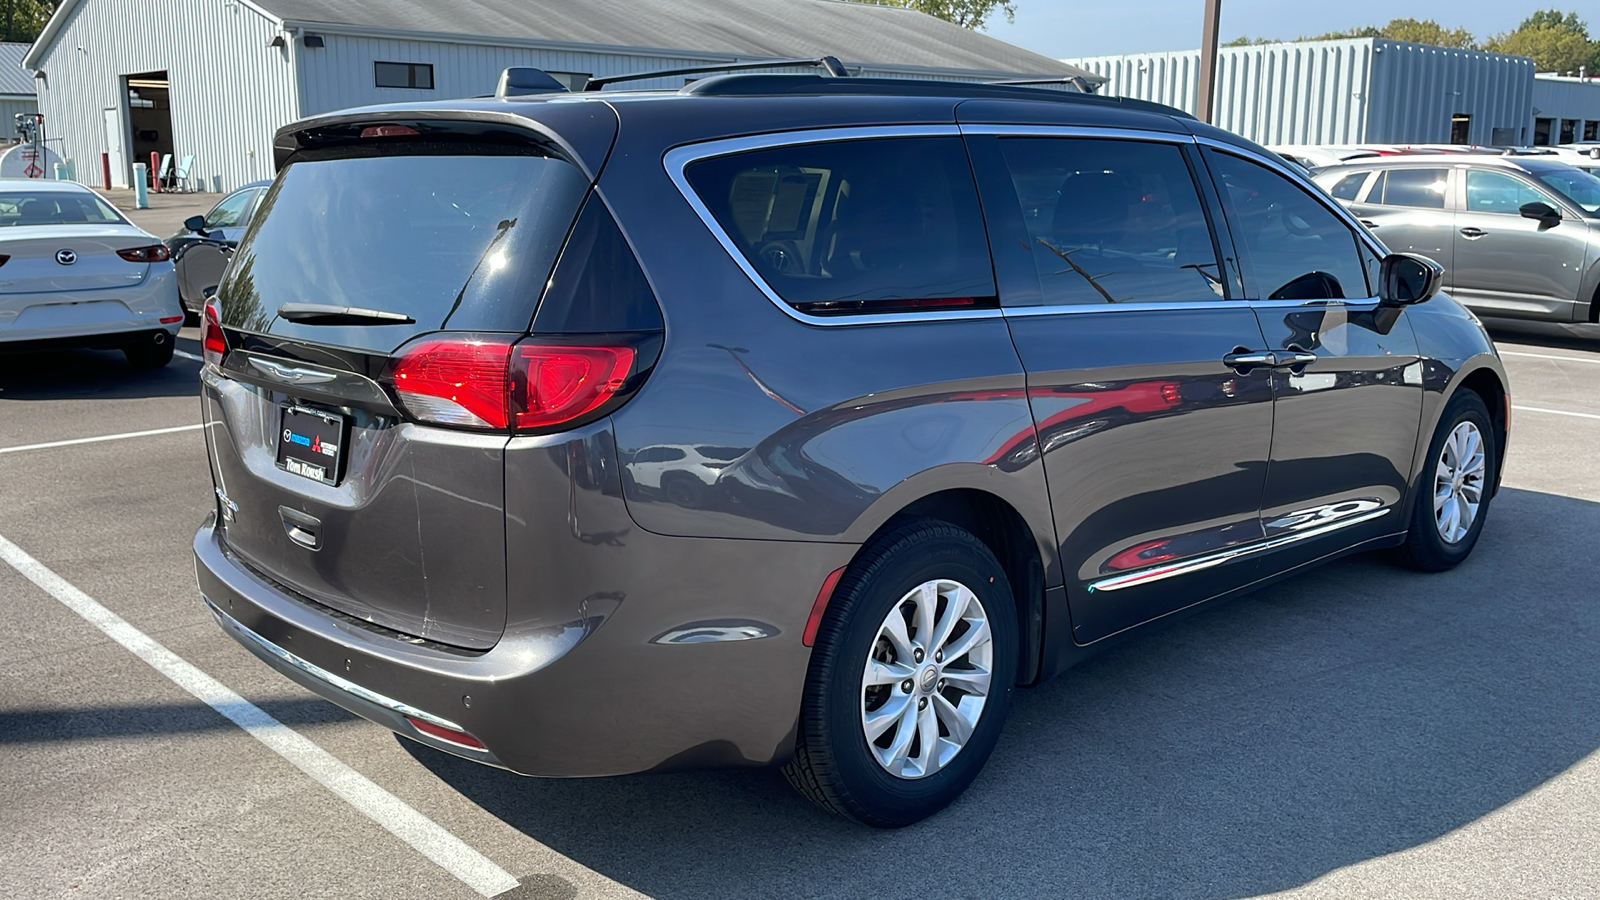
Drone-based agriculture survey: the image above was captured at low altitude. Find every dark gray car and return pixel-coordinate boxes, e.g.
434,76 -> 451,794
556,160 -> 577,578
194,66 -> 1509,827
1315,156 -> 1600,324
166,180 -> 271,317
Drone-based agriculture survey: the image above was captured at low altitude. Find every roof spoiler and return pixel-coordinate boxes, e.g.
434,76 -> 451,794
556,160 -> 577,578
495,67 -> 570,98
585,56 -> 849,91
988,75 -> 1102,94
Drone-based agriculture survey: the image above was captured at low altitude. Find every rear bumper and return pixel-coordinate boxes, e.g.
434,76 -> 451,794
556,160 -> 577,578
0,268 -> 182,344
194,511 -> 853,776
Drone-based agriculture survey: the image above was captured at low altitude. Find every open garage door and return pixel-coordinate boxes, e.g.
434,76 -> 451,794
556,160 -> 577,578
125,72 -> 174,189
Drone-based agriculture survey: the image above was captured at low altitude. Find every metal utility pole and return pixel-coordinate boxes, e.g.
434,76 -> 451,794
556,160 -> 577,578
1196,0 -> 1222,123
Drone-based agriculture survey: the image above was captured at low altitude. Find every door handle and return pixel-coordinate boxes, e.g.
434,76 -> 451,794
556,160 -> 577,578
1359,219 -> 1379,228
1459,227 -> 1487,239
1224,349 -> 1318,372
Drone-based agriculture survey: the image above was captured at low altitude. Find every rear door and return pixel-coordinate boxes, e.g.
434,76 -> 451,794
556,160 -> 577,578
1201,145 -> 1422,566
1346,166 -> 1454,283
1453,166 -> 1588,320
966,129 -> 1276,645
204,134 -> 593,649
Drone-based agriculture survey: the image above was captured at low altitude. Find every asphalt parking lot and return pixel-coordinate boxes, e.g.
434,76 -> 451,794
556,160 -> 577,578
2,313 -> 1598,900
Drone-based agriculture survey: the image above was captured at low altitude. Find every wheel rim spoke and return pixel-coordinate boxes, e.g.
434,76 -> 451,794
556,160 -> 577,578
933,693 -> 977,745
864,692 -> 911,742
1433,421 -> 1487,545
914,701 -> 943,776
940,617 -> 991,666
864,659 -> 915,687
939,666 -> 991,697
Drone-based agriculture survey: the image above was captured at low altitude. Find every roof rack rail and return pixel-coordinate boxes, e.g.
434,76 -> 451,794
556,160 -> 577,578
584,56 -> 849,91
988,75 -> 1102,94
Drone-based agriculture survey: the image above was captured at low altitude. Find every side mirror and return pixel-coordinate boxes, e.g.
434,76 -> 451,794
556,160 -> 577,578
1519,201 -> 1560,227
1379,253 -> 1443,307
184,215 -> 208,233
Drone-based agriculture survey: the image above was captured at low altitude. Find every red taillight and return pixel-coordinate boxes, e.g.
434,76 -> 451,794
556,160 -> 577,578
392,337 -> 515,429
158,315 -> 184,324
404,716 -> 485,751
390,336 -> 638,433
201,298 -> 226,368
117,244 -> 171,263
509,344 -> 634,431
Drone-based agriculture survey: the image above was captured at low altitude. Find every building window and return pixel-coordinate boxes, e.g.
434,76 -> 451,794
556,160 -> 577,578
375,62 -> 434,90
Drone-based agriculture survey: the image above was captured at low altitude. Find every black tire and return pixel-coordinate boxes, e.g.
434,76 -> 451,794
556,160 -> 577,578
783,520 -> 1018,827
1393,390 -> 1496,572
124,333 -> 175,369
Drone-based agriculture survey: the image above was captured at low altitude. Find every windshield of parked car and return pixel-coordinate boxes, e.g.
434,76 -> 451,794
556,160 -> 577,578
0,191 -> 127,226
1534,168 -> 1600,217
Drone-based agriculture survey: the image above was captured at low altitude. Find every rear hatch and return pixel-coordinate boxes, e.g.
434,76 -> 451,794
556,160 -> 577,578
204,121 -> 598,649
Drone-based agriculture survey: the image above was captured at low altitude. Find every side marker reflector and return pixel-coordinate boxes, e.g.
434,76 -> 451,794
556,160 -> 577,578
802,565 -> 848,647
405,716 -> 485,750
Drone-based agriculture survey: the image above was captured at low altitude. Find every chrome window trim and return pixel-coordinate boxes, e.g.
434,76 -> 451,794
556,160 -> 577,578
958,124 -> 1197,144
1088,507 -> 1390,593
663,125 -> 1003,328
205,597 -> 473,736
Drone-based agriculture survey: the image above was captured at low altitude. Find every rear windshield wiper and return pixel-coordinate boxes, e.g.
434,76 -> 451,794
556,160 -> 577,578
276,303 -> 416,326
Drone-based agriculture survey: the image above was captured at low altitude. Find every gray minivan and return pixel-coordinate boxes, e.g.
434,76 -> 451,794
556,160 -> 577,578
195,65 -> 1508,827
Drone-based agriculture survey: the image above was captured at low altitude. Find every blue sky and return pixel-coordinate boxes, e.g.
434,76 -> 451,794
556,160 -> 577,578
981,1 -> 1562,59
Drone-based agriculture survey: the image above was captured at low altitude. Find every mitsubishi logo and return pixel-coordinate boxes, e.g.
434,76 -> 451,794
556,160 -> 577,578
55,249 -> 77,265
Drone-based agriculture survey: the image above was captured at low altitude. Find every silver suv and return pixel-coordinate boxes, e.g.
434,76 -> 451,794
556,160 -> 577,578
1315,156 -> 1600,324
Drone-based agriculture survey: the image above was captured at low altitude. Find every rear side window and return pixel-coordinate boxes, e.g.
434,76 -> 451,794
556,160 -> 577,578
1328,172 -> 1368,201
1205,149 -> 1368,301
220,144 -> 590,352
1378,168 -> 1447,209
532,195 -> 663,333
684,137 -> 995,315
986,137 -> 1224,305
203,189 -> 259,228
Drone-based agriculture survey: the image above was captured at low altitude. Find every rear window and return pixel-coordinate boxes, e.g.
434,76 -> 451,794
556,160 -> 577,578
0,191 -> 125,226
684,137 -> 995,315
1328,172 -> 1368,201
219,145 -> 590,352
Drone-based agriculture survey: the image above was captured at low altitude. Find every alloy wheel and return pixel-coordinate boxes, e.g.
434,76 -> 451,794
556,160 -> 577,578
860,579 -> 993,779
1433,420 -> 1487,544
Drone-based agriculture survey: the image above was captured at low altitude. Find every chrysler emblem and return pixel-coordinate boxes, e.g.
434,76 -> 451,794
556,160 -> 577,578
55,249 -> 76,265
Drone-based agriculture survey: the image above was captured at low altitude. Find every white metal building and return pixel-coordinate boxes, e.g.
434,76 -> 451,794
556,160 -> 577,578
0,42 -> 39,136
22,0 -> 1088,193
1065,39 -> 1538,148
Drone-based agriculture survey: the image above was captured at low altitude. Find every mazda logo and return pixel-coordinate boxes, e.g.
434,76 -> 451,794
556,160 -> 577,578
55,249 -> 76,265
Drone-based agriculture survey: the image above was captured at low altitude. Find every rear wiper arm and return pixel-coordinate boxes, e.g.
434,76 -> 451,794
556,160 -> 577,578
276,303 -> 416,325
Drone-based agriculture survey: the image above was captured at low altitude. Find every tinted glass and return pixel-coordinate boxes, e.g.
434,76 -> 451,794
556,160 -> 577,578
986,138 -> 1224,306
532,195 -> 664,333
1380,168 -> 1447,209
0,191 -> 125,226
685,137 -> 994,314
220,146 -> 590,353
204,189 -> 258,228
1329,172 -> 1368,201
1206,150 -> 1368,301
1534,168 -> 1600,216
1463,169 -> 1555,215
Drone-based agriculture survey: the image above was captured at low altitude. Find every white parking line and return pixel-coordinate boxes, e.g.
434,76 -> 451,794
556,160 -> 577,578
0,424 -> 205,455
0,531 -> 521,898
174,349 -> 203,363
1499,350 -> 1600,365
1513,405 -> 1600,422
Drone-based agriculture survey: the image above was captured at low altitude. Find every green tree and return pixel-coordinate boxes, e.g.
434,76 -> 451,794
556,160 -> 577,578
1,0 -> 54,43
1482,10 -> 1598,73
1305,19 -> 1472,48
845,0 -> 1017,30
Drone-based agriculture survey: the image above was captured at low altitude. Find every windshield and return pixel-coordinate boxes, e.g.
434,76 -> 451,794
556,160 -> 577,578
0,191 -> 126,226
1535,168 -> 1600,217
219,145 -> 590,353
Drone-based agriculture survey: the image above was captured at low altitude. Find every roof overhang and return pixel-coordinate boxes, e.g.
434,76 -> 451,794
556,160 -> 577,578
23,0 -> 283,71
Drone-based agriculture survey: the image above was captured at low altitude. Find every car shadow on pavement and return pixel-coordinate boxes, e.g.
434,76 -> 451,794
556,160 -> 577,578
0,337 -> 201,401
0,697 -> 355,744
1484,318 -> 1599,352
405,486 -> 1600,899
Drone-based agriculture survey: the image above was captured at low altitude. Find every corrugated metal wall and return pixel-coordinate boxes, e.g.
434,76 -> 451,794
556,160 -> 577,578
1365,43 -> 1532,145
0,96 -> 37,130
1067,39 -> 1535,147
31,0 -> 296,193
1530,76 -> 1600,140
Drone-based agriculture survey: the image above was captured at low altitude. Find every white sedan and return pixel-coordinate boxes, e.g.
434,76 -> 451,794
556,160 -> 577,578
0,179 -> 183,368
